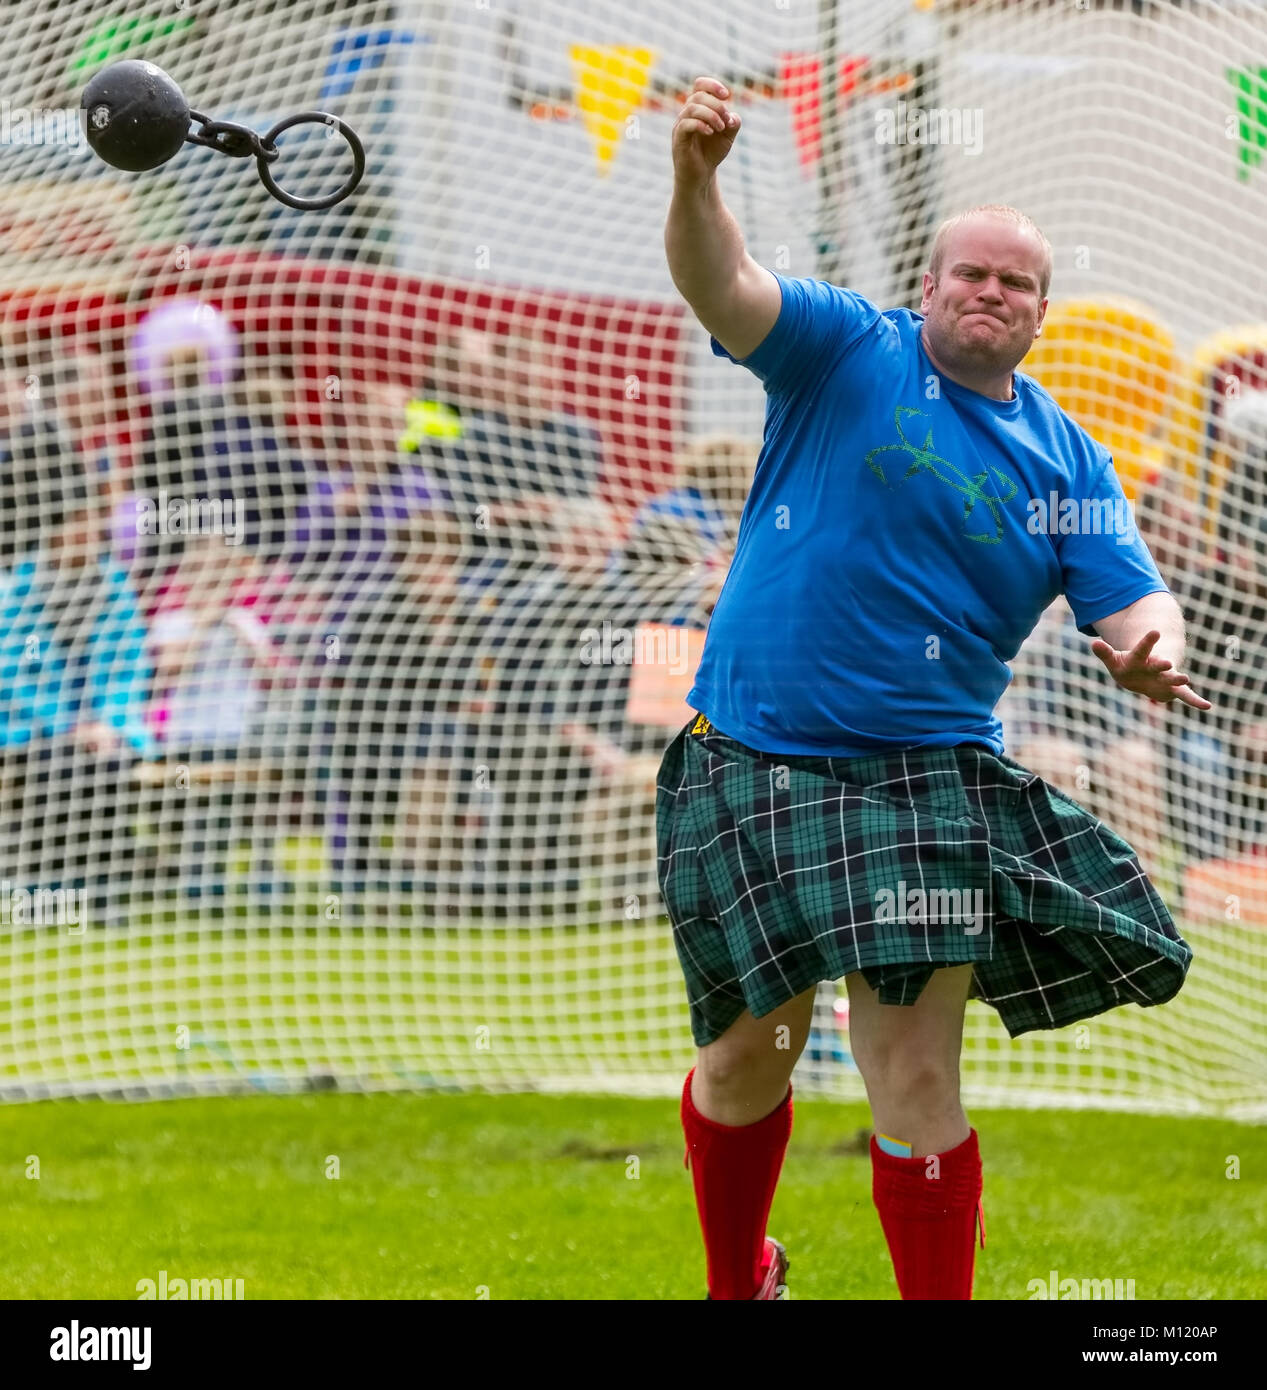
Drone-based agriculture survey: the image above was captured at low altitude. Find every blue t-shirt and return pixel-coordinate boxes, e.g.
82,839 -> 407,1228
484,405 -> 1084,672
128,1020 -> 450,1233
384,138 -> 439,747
689,274 -> 1169,756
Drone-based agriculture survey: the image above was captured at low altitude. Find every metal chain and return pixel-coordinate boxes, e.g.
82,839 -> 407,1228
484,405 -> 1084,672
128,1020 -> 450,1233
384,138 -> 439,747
186,112 -> 278,163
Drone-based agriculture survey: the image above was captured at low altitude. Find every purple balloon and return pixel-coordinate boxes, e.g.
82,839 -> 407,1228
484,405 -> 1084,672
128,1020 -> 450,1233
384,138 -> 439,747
130,298 -> 240,394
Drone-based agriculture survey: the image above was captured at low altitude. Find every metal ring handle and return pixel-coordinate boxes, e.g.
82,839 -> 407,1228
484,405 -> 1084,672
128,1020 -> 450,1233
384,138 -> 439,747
256,111 -> 365,210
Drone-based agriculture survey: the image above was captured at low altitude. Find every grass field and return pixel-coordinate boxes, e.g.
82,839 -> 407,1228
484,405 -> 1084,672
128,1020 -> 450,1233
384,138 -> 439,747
2,909 -> 1262,1117
3,1091 -> 1264,1299
2,892 -> 1263,1300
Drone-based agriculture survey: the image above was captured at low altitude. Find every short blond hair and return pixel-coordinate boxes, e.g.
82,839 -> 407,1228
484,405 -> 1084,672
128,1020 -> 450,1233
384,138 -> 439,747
928,204 -> 1052,300
675,434 -> 757,502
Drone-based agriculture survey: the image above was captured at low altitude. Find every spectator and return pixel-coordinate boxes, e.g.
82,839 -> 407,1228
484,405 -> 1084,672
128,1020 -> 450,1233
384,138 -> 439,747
1133,472 -> 1201,585
632,433 -> 756,554
403,330 -> 606,579
998,595 -> 1165,879
275,377 -> 449,892
132,343 -> 309,608
147,534 -> 287,755
143,534 -> 291,897
621,484 -> 730,631
289,377 -> 443,584
0,428 -> 155,920
4,345 -> 161,605
479,494 -> 734,911
546,499 -> 674,906
1165,421 -> 1267,860
23,346 -> 116,480
308,506 -> 495,898
472,497 -> 630,909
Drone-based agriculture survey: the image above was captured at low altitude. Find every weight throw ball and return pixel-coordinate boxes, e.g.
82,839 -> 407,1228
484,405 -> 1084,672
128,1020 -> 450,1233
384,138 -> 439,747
81,59 -> 190,172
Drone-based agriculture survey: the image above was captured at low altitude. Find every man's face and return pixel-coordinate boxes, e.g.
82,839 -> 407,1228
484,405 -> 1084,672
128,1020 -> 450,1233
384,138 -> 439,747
455,333 -> 545,420
920,217 -> 1048,381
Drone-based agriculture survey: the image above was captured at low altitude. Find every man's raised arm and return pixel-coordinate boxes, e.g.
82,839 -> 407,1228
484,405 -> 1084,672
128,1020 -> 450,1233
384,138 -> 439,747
665,76 -> 782,362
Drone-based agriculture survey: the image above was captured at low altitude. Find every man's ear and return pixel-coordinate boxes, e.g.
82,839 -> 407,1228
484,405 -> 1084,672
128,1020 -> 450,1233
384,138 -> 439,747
1034,296 -> 1049,338
920,271 -> 935,312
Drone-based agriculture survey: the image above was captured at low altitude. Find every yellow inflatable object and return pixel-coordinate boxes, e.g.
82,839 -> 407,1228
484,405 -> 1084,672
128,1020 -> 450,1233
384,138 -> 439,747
1022,297 -> 1176,503
1166,325 -> 1267,542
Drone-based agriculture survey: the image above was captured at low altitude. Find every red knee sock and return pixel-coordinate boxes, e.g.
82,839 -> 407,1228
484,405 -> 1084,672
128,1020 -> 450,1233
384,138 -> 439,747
871,1128 -> 985,1300
680,1067 -> 793,1300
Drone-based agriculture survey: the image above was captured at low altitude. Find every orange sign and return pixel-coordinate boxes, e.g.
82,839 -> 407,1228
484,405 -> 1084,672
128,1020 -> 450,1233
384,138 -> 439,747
625,624 -> 706,726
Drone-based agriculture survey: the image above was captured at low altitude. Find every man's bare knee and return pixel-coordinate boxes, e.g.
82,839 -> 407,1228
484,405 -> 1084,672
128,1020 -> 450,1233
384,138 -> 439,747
692,987 -> 816,1123
698,1030 -> 791,1093
863,1056 -> 961,1112
699,1005 -> 809,1086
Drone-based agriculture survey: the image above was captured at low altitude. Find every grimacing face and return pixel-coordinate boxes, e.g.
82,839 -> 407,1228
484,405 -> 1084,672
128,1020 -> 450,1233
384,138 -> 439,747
920,217 -> 1049,384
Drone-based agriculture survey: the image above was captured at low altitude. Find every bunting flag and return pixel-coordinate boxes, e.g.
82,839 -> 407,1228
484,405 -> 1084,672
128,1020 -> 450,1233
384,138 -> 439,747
780,54 -> 877,170
569,45 -> 656,173
69,12 -> 195,79
1227,65 -> 1267,181
321,28 -> 420,103
782,53 -> 823,169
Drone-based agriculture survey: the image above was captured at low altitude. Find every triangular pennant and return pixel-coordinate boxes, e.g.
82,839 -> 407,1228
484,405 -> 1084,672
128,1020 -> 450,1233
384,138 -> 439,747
570,45 -> 656,173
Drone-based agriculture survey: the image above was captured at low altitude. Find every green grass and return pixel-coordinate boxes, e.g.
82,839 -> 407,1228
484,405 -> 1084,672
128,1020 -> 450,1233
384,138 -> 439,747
2,891 -> 1263,1299
2,912 -> 1263,1115
2,1092 -> 1263,1299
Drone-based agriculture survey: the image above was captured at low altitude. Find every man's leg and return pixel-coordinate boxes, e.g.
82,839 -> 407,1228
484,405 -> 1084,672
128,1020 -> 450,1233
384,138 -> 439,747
845,964 -> 983,1299
683,985 -> 817,1299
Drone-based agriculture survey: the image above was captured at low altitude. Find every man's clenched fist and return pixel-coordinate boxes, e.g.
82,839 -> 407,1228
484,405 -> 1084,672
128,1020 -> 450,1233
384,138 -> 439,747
672,76 -> 741,186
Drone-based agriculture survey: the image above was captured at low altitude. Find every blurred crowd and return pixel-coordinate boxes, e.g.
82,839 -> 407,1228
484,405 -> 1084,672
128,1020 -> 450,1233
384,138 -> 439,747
999,471 -> 1267,879
0,318 -> 748,915
0,310 -> 1263,919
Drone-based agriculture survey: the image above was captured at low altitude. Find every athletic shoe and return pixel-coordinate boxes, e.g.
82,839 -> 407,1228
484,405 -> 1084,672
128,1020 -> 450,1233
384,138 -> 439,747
705,1237 -> 789,1300
755,1237 -> 790,1299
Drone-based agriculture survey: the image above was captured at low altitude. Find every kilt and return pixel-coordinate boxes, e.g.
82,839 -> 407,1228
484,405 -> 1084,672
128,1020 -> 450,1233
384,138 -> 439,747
656,714 -> 1192,1047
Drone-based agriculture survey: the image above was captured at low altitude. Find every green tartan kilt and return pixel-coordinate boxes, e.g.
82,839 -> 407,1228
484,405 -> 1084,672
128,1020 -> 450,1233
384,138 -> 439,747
656,715 -> 1192,1047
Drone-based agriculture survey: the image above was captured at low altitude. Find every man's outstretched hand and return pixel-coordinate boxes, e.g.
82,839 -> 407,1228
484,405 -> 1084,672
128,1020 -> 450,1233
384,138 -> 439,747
1090,629 -> 1212,710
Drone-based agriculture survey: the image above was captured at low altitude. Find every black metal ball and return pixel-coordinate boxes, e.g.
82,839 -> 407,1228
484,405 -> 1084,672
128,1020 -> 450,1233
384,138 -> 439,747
81,59 -> 190,172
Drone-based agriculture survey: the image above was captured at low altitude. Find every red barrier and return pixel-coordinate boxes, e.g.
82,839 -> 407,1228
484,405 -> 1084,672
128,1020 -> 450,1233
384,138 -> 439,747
0,248 -> 687,503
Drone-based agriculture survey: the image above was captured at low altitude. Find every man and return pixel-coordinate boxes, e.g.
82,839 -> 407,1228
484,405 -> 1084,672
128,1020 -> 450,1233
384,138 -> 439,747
403,330 -> 605,581
660,76 -> 1207,1301
134,345 -> 308,597
27,348 -> 114,478
0,421 -> 155,921
1165,431 -> 1267,859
